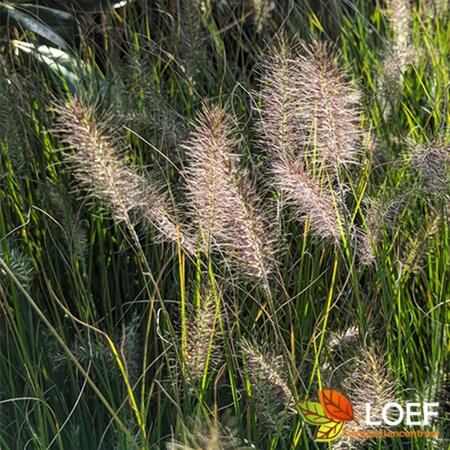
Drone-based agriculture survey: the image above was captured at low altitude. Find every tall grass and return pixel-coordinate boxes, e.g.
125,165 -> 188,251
0,1 -> 449,449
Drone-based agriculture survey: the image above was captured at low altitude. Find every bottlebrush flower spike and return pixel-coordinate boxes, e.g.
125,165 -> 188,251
296,40 -> 363,172
245,0 -> 272,33
167,416 -> 245,450
273,156 -> 341,240
256,37 -> 302,160
386,0 -> 413,62
184,104 -> 275,281
409,139 -> 450,194
54,100 -> 195,253
242,339 -> 294,429
183,287 -> 221,383
183,105 -> 240,245
332,346 -> 398,449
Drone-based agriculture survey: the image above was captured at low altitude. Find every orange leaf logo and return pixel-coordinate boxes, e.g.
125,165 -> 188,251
318,389 -> 354,422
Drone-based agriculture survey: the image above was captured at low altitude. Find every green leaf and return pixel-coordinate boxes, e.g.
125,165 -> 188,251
315,420 -> 345,442
42,0 -> 132,14
11,41 -> 104,93
298,401 -> 331,425
0,3 -> 79,50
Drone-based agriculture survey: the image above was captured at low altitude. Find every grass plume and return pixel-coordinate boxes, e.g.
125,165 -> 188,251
273,156 -> 341,240
257,39 -> 362,240
334,346 -> 398,449
409,138 -> 450,194
296,40 -> 363,171
245,0 -> 272,32
166,416 -> 246,450
54,99 -> 195,253
184,104 -> 275,281
256,38 -> 301,160
183,287 -> 221,384
242,340 -> 294,431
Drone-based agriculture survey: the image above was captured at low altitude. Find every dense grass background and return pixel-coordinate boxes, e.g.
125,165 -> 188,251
0,0 -> 449,449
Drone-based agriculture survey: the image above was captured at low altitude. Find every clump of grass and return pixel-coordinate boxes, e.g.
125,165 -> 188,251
242,339 -> 294,432
1,1 -> 449,448
184,104 -> 275,281
54,99 -> 195,253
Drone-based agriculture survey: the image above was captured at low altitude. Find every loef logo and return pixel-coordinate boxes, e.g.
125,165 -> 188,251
299,389 -> 354,442
298,389 -> 440,443
365,402 -> 439,426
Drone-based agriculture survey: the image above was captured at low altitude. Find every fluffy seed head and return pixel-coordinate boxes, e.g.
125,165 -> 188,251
167,417 -> 245,450
224,176 -> 275,281
296,40 -> 363,171
245,0 -> 272,32
386,0 -> 413,60
333,347 -> 397,449
256,38 -> 302,160
46,187 -> 89,275
54,100 -> 144,224
355,228 -> 377,266
355,200 -> 384,266
273,156 -> 341,240
0,246 -> 34,290
378,0 -> 415,111
184,105 -> 240,244
409,139 -> 450,194
242,340 -> 294,430
422,0 -> 449,19
60,314 -> 142,382
328,325 -> 360,353
183,288 -> 220,383
54,100 -> 195,253
356,196 -> 406,265
379,52 -> 403,95
184,104 -> 275,281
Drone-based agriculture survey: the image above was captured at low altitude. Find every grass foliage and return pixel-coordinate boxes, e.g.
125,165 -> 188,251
0,0 -> 449,448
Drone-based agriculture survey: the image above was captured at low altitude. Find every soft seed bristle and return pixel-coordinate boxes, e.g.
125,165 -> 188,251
184,104 -> 275,281
54,100 -> 195,253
